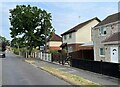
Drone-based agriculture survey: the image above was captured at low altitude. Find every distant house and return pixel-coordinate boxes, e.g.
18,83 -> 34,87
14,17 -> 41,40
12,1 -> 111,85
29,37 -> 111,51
92,12 -> 120,63
61,17 -> 100,53
47,32 -> 62,51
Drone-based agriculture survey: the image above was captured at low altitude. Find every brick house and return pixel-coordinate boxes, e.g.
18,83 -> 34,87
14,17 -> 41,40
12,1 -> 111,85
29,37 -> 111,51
47,32 -> 62,51
61,17 -> 100,53
92,12 -> 120,63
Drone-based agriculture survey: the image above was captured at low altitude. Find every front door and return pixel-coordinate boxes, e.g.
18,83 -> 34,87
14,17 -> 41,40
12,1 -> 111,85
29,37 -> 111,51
110,47 -> 118,63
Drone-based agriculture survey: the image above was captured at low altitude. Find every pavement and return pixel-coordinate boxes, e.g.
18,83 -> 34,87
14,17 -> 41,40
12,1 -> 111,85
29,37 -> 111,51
24,58 -> 120,86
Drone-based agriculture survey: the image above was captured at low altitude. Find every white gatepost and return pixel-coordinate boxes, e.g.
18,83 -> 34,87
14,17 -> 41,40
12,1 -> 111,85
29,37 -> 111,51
26,52 -> 28,58
38,52 -> 40,59
46,53 -> 48,61
40,52 -> 42,60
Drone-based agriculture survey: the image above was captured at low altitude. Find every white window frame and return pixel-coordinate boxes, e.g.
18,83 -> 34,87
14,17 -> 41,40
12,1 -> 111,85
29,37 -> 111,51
99,27 -> 107,36
99,48 -> 105,57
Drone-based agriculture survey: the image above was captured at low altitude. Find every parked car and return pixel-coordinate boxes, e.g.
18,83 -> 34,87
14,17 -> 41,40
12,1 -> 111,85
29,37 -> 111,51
0,42 -> 6,58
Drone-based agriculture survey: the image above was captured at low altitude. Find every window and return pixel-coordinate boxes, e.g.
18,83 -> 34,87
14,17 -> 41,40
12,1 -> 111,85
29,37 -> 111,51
99,27 -> 106,36
69,33 -> 72,38
68,46 -> 73,53
99,48 -> 105,56
64,35 -> 66,40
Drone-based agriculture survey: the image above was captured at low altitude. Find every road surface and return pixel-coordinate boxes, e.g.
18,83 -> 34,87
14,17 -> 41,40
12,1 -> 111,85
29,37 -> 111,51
2,52 -> 70,85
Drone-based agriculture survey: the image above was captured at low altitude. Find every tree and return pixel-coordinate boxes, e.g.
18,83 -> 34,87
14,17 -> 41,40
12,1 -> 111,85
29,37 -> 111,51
0,36 -> 10,45
0,36 -> 8,51
9,5 -> 54,52
0,36 -> 6,42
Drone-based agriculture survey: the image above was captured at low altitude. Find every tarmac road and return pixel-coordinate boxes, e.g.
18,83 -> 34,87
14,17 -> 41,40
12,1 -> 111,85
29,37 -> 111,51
2,52 -> 70,85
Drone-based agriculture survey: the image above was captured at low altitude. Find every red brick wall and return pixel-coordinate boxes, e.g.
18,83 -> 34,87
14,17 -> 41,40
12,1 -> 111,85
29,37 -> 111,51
49,46 -> 61,51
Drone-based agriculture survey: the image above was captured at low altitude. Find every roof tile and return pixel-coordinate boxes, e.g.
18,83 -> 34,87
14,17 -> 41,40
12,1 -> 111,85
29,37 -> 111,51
102,32 -> 120,43
95,12 -> 120,27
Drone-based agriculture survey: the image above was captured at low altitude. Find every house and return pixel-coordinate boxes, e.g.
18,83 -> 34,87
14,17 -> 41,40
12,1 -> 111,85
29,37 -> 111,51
61,17 -> 101,53
92,12 -> 120,63
47,32 -> 62,51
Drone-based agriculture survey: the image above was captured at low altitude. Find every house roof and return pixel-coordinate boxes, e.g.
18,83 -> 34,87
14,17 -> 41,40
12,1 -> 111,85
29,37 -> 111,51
49,32 -> 62,41
61,17 -> 101,36
60,43 -> 67,48
102,32 -> 120,43
95,12 -> 120,27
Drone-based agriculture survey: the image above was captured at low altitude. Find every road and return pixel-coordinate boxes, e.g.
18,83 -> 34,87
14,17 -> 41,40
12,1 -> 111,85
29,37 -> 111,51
2,52 -> 70,85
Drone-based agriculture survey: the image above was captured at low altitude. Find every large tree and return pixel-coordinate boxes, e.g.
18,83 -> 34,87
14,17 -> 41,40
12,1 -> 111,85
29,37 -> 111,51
0,36 -> 10,45
0,36 -> 10,51
9,5 -> 53,52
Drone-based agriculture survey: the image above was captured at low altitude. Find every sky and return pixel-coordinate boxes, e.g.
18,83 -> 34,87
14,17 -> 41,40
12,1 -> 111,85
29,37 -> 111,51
0,1 -> 119,40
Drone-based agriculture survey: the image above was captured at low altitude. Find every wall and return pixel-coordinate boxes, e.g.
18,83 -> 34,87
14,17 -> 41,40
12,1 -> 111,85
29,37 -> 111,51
76,19 -> 99,43
67,44 -> 81,53
62,19 -> 99,52
49,47 -> 61,51
47,41 -> 62,51
49,41 -> 62,47
92,22 -> 120,62
62,32 -> 76,44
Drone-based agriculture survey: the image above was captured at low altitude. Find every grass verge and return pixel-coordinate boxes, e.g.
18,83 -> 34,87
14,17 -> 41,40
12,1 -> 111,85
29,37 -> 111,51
25,60 -> 103,87
41,66 -> 102,87
25,60 -> 35,64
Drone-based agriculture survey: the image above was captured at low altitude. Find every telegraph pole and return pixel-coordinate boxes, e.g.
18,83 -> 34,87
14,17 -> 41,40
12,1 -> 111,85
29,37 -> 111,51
44,19 -> 47,53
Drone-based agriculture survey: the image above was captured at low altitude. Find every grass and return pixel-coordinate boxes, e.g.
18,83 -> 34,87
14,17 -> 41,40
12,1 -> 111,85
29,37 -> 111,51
41,66 -> 102,86
25,60 -> 35,64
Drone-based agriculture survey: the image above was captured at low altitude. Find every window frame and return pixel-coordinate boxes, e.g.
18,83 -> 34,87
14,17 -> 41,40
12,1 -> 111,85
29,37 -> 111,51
99,48 -> 105,57
99,27 -> 107,36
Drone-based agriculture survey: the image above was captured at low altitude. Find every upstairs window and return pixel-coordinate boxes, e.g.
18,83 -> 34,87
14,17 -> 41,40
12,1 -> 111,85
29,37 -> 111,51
99,27 -> 106,36
64,35 -> 67,40
69,33 -> 72,39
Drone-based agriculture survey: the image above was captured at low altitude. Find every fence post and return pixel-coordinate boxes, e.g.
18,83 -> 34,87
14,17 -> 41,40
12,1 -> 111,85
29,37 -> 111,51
100,60 -> 103,75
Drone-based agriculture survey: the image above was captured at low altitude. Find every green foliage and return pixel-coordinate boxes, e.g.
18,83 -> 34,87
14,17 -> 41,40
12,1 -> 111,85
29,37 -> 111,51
49,50 -> 59,54
12,48 -> 19,55
12,47 -> 28,56
0,36 -> 6,42
9,5 -> 54,51
0,36 -> 10,50
0,36 -> 10,45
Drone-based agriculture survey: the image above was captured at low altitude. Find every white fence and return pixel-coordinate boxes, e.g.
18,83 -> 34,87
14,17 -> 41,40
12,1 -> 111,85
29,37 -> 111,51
25,52 -> 52,62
